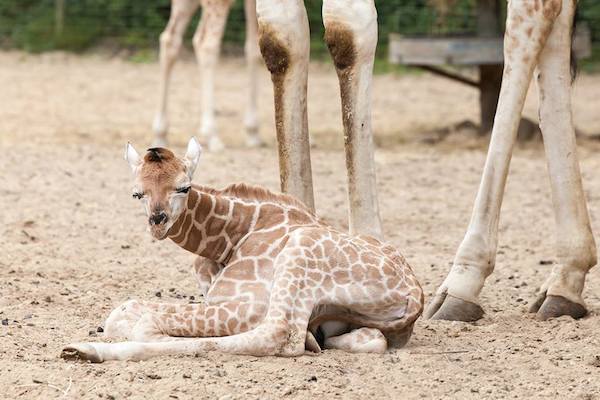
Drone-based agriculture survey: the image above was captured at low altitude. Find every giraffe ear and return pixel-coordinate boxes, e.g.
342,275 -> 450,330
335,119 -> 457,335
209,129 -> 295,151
124,142 -> 141,173
184,137 -> 202,179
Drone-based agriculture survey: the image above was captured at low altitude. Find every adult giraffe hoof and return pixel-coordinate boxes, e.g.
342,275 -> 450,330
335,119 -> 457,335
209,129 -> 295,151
424,292 -> 484,322
61,343 -> 103,363
534,294 -> 587,320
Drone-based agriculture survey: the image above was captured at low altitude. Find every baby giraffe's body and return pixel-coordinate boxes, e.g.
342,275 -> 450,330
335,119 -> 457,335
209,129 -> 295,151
62,140 -> 423,362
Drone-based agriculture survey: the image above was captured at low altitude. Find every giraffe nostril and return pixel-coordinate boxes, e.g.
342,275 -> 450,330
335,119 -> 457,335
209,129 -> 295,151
149,212 -> 168,225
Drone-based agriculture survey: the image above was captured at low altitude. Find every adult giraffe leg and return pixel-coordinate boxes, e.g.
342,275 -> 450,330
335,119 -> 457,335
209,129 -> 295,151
193,0 -> 233,152
323,0 -> 382,239
256,0 -> 315,211
243,0 -> 264,147
529,0 -> 596,320
425,0 -> 562,321
152,0 -> 198,147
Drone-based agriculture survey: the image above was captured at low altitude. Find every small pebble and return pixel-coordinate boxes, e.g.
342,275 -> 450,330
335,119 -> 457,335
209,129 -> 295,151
2,318 -> 8,326
155,291 -> 162,298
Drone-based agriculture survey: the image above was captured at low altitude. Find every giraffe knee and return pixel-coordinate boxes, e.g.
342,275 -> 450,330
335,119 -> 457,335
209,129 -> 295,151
258,26 -> 290,77
104,299 -> 145,338
131,313 -> 163,342
324,23 -> 357,71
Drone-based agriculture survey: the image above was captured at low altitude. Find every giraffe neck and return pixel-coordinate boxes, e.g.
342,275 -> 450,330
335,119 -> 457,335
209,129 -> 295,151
166,188 -> 259,263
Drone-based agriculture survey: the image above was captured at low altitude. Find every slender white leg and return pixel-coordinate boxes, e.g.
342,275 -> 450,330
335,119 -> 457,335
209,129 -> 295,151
256,0 -> 315,211
530,0 -> 597,320
153,0 -> 198,147
322,0 -> 382,239
193,0 -> 233,152
243,0 -> 264,147
425,0 -> 562,321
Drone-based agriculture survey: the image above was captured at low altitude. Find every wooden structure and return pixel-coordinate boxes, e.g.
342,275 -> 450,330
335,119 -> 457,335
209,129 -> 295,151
388,0 -> 592,134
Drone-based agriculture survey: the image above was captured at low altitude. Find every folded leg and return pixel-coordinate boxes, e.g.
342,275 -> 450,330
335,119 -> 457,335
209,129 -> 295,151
104,299 -> 265,340
324,327 -> 387,354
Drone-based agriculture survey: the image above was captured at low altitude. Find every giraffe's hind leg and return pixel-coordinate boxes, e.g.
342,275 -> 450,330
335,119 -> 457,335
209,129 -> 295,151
529,0 -> 596,320
104,299 -> 265,341
324,327 -> 387,354
130,301 -> 267,342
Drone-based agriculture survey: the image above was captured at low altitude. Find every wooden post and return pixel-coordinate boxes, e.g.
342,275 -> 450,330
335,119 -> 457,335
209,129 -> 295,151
477,0 -> 502,134
55,0 -> 65,37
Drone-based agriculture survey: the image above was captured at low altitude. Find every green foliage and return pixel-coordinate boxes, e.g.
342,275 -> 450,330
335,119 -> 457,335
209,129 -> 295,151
0,0 -> 599,67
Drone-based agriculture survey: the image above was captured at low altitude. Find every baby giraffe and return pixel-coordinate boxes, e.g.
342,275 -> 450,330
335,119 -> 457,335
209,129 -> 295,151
61,138 -> 423,362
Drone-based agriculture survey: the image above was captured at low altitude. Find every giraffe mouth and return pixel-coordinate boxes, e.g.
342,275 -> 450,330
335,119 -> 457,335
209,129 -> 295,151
149,224 -> 169,240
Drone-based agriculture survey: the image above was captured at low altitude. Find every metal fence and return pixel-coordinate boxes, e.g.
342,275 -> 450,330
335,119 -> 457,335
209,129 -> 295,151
1,1 -> 599,63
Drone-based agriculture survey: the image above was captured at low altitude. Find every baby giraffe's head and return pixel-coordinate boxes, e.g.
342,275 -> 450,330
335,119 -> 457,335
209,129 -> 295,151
125,138 -> 202,240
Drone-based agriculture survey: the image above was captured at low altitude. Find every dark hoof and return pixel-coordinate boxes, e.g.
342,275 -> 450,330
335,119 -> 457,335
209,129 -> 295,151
305,331 -> 322,353
61,343 -> 103,363
528,291 -> 547,313
425,292 -> 484,322
536,295 -> 587,320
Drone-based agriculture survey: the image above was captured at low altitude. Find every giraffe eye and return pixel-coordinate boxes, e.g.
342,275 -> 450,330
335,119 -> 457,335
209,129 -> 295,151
133,192 -> 144,200
176,186 -> 191,194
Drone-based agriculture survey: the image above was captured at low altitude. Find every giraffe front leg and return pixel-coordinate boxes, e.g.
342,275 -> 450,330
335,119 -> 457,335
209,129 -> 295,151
425,1 -> 561,321
256,0 -> 315,211
529,1 -> 596,320
153,0 -> 198,147
323,0 -> 382,239
193,0 -> 233,152
192,256 -> 222,297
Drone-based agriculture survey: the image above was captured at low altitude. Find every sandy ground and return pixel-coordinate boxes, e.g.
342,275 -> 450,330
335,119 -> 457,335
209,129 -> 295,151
2,51 -> 600,399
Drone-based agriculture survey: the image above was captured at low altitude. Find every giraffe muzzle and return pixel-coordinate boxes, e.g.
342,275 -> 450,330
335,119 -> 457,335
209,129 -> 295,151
149,212 -> 168,226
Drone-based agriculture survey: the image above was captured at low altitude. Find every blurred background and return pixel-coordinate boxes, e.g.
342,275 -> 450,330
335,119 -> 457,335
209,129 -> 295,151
1,0 -> 600,66
2,0 -> 600,150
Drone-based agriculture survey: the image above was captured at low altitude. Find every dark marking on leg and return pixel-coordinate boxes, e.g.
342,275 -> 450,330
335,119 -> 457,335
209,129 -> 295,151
324,22 -> 357,70
324,23 -> 359,196
258,25 -> 291,191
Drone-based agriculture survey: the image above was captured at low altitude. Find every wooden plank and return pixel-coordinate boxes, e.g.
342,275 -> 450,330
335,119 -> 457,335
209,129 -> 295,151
389,23 -> 592,66
389,34 -> 503,66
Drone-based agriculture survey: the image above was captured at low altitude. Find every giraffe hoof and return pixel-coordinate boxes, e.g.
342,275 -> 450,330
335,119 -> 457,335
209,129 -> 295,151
305,331 -> 322,353
425,293 -> 484,322
536,295 -> 587,320
61,343 -> 103,363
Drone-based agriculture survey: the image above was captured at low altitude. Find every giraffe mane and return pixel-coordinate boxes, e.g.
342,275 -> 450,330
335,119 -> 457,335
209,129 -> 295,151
192,182 -> 315,216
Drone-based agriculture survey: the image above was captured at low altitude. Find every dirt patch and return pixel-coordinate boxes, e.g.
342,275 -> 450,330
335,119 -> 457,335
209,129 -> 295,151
2,52 -> 600,399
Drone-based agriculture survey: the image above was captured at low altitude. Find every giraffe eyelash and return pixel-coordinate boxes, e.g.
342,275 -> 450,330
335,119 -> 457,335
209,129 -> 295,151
132,192 -> 144,199
176,186 -> 191,194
